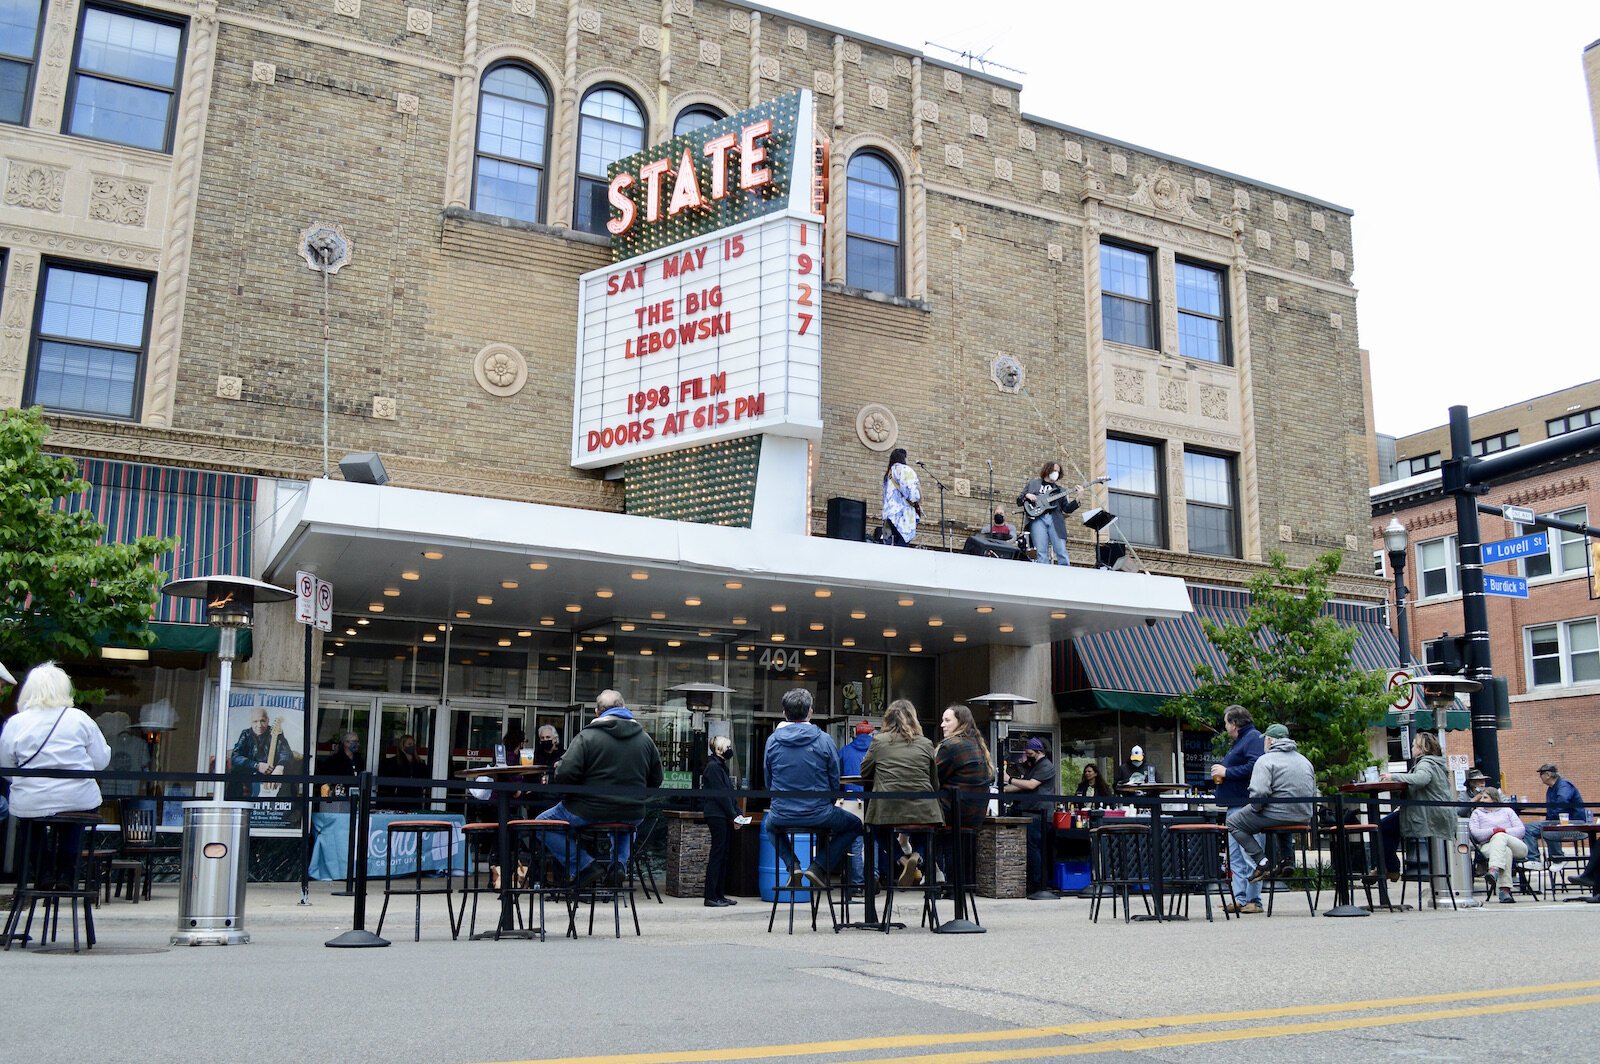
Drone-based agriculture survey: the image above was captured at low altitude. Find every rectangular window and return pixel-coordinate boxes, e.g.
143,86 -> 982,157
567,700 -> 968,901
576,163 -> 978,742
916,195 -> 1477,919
1416,534 -> 1458,598
1373,550 -> 1386,579
0,0 -> 43,124
1520,506 -> 1589,579
1526,618 -> 1600,688
24,262 -> 153,419
1100,242 -> 1154,349
1398,452 -> 1441,478
1174,259 -> 1229,364
1547,407 -> 1599,438
1471,430 -> 1519,456
66,5 -> 185,151
1106,437 -> 1164,547
1183,450 -> 1237,557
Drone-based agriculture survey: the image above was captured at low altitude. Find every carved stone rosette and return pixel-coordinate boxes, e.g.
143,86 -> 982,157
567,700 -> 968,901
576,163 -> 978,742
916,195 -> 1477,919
855,403 -> 898,451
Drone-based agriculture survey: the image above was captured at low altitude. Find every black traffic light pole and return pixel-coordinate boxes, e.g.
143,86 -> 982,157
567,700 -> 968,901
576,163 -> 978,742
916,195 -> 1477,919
1441,409 -> 1600,786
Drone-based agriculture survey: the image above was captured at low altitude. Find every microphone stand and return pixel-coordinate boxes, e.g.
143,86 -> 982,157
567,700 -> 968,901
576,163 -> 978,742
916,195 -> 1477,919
986,459 -> 995,529
915,461 -> 950,550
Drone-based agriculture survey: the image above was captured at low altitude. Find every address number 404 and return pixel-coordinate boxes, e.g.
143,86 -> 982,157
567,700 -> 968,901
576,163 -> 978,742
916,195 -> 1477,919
760,647 -> 801,673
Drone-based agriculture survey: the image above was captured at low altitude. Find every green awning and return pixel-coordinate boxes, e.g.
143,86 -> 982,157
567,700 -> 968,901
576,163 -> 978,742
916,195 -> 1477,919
104,623 -> 253,658
1384,707 -> 1470,731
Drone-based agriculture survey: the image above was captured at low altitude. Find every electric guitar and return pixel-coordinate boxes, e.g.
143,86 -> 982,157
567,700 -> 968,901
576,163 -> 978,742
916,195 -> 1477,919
258,717 -> 286,798
1021,476 -> 1110,520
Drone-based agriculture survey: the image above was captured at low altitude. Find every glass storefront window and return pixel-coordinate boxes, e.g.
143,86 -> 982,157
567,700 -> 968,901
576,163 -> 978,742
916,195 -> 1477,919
315,699 -> 370,768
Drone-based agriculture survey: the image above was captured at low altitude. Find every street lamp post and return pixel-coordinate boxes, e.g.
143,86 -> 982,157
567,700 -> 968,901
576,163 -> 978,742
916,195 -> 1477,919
1384,518 -> 1413,750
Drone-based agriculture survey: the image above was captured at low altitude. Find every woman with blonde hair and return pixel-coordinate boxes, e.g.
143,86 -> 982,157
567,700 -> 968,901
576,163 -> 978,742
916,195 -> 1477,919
700,734 -> 741,907
861,700 -> 943,885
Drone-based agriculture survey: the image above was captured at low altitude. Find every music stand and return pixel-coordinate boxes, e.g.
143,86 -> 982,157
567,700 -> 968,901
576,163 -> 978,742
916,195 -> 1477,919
1081,508 -> 1117,567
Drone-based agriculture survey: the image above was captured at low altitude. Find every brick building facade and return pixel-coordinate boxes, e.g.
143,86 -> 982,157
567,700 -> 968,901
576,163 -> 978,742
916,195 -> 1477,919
3,0 -> 1381,802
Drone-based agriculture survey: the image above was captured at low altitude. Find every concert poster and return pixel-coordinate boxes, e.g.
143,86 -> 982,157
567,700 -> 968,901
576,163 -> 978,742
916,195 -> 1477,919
223,687 -> 306,831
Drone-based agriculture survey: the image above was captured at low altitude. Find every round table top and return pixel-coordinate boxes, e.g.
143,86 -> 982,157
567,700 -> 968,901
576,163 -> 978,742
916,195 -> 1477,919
452,764 -> 549,778
1339,780 -> 1409,795
1116,782 -> 1194,795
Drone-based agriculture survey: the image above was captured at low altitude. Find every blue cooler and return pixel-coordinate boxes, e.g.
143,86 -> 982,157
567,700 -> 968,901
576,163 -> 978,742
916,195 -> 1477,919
758,828 -> 815,902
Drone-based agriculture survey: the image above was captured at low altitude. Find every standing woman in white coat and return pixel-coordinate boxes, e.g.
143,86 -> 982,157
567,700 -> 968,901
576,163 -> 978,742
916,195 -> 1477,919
0,662 -> 112,882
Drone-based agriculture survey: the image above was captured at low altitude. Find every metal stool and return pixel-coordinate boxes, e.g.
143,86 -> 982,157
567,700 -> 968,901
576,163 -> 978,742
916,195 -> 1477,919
2,814 -> 101,952
1089,822 -> 1152,923
454,822 -> 513,939
572,822 -> 640,938
374,820 -> 458,941
1260,823 -> 1319,916
1164,823 -> 1233,922
765,825 -> 839,934
1400,835 -> 1457,911
878,823 -> 940,930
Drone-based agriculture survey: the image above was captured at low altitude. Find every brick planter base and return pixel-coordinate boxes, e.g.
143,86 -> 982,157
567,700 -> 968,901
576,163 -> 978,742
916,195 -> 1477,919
977,816 -> 1030,898
665,811 -> 709,898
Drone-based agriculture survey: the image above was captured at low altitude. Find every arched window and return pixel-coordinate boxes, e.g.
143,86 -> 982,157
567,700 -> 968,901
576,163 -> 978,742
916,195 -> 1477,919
575,86 -> 645,235
672,104 -> 724,137
473,63 -> 551,223
846,150 -> 902,295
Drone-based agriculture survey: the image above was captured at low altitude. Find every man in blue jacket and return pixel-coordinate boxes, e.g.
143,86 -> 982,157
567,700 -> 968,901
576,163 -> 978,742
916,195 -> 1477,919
837,721 -> 874,884
1210,705 -> 1264,914
764,689 -> 862,887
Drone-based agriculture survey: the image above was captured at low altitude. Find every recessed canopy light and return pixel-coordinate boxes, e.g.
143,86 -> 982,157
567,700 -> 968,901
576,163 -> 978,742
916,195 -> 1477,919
476,596 -> 493,606
953,634 -> 968,643
976,606 -> 994,614
565,604 -> 581,613
639,648 -> 654,656
1050,611 -> 1067,619
620,623 -> 636,632
698,629 -> 712,637
814,589 -> 831,598
736,645 -> 753,652
517,630 -> 532,637
731,616 -> 748,625
325,651 -> 335,657
842,638 -> 856,647
477,650 -> 489,657
850,610 -> 866,620
631,571 -> 649,581
422,634 -> 436,643
423,550 -> 444,560
401,571 -> 420,581
494,638 -> 509,647
500,580 -> 518,590
651,611 -> 667,620
804,648 -> 818,657
908,643 -> 923,653
707,653 -> 721,661
356,618 -> 370,626
334,641 -> 345,647
928,618 -> 943,627
528,561 -> 549,571
540,618 -> 555,626
344,628 -> 356,636
809,622 -> 824,631
437,624 -> 447,632
667,640 -> 682,648
592,634 -> 608,643
897,597 -> 914,607
368,603 -> 384,613
685,597 -> 702,606
770,604 -> 786,613
596,588 -> 614,599
723,580 -> 743,590
882,628 -> 897,638
383,588 -> 401,597
455,610 -> 471,619
998,624 -> 1015,633
771,634 -> 785,642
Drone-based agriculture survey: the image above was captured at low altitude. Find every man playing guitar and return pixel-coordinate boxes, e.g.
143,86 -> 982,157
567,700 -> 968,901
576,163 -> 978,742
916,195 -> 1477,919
1017,461 -> 1082,566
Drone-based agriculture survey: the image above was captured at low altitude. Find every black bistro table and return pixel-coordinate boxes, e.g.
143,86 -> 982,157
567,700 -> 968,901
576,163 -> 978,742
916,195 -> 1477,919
1113,782 -> 1201,921
1337,780 -> 1406,912
455,764 -> 547,940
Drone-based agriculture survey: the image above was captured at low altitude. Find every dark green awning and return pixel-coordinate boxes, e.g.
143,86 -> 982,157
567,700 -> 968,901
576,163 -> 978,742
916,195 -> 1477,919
1384,707 -> 1470,731
104,623 -> 253,658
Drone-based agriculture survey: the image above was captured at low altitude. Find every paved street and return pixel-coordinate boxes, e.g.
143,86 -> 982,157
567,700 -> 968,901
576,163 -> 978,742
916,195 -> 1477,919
6,881 -> 1598,1063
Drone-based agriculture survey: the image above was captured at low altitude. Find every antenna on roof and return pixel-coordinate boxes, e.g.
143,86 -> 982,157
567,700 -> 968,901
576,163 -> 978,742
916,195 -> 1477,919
923,41 -> 1026,78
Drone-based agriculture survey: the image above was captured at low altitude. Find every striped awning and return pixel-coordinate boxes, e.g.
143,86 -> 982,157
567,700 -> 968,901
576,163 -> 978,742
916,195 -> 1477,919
1057,585 -> 1400,715
56,458 -> 256,626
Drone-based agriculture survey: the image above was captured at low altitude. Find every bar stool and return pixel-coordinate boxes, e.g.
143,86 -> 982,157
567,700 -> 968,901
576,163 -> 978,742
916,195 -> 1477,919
454,821 -> 506,939
1400,834 -> 1458,911
1260,823 -> 1319,916
879,824 -> 941,930
2,814 -> 101,953
1338,820 -> 1381,910
765,825 -> 839,934
1164,823 -> 1233,922
1089,821 -> 1152,923
933,825 -> 981,928
375,820 -> 458,941
572,822 -> 640,938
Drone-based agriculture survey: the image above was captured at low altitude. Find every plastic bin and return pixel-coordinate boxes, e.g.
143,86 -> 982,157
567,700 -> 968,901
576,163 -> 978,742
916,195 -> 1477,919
758,826 -> 815,902
1054,860 -> 1092,891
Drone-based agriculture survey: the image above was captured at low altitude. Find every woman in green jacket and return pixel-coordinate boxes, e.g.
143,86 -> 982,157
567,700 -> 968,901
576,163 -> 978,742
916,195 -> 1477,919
861,699 -> 943,885
1378,731 -> 1457,875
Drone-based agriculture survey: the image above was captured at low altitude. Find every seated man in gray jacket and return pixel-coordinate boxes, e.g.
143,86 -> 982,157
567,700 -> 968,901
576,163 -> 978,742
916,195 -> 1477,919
1225,723 -> 1317,884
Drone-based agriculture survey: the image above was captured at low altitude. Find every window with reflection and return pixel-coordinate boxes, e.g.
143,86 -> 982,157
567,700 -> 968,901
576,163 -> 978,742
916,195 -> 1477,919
1107,437 -> 1164,547
25,262 -> 153,420
845,150 -> 901,295
672,103 -> 723,136
67,5 -> 185,151
1183,450 -> 1237,557
1175,260 -> 1229,364
1100,242 -> 1154,349
574,86 -> 644,235
0,0 -> 43,124
474,63 -> 550,223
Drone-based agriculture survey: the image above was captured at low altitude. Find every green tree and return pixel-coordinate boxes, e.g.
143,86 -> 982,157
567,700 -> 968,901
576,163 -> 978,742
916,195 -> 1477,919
0,407 -> 172,692
1164,550 -> 1386,793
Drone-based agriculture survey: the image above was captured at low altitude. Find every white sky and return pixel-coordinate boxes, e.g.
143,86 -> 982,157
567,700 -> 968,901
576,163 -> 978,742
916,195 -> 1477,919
792,0 -> 1600,437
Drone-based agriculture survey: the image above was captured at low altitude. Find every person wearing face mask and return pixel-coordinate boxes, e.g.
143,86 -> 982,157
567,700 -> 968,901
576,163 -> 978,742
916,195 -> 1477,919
1017,460 -> 1079,565
534,726 -> 564,770
379,734 -> 431,807
700,735 -> 742,907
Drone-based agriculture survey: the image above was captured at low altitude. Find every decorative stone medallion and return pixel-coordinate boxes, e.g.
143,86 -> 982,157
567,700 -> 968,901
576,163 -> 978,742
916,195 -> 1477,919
216,375 -> 243,400
855,403 -> 898,451
299,222 -> 353,273
473,342 -> 529,397
990,353 -> 1024,394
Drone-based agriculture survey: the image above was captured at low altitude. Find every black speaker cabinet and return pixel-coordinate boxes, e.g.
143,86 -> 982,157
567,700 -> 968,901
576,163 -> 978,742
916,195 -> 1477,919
826,496 -> 866,541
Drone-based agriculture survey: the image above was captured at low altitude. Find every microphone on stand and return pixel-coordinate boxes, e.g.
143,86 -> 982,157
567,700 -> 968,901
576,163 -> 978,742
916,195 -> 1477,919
915,460 -> 928,469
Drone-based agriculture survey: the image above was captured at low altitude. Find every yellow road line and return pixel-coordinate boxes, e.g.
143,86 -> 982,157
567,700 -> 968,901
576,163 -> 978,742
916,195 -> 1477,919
489,979 -> 1600,1064
851,992 -> 1600,1064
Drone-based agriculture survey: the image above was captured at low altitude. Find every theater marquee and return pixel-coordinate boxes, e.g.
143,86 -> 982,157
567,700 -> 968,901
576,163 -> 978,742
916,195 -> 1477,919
571,91 -> 824,470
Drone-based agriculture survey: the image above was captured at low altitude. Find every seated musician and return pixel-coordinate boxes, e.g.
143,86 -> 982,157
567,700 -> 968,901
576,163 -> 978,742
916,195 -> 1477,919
989,510 -> 1014,539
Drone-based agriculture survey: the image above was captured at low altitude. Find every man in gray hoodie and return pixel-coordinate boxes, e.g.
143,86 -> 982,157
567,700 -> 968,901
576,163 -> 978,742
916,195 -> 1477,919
1225,722 -> 1317,885
764,688 -> 862,887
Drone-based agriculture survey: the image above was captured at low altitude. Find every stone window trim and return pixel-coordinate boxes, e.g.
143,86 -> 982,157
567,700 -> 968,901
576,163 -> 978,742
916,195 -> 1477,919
819,279 -> 931,313
64,3 -> 189,155
671,102 -> 725,137
23,257 -> 157,423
